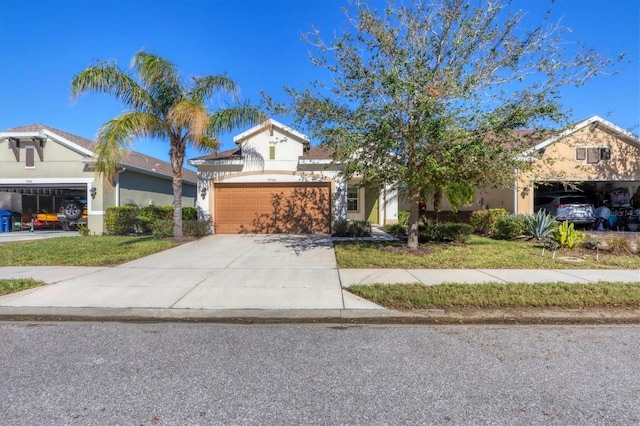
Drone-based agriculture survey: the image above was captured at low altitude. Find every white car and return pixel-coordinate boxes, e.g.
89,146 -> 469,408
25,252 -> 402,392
534,194 -> 596,226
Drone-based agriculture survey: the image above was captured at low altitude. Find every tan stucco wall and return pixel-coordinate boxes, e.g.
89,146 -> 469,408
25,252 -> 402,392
530,126 -> 640,183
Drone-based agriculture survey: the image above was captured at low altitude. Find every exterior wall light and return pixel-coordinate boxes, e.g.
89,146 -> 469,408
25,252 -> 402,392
90,187 -> 97,199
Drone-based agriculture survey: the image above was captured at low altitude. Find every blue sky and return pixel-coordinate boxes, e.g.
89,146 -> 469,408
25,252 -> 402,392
1,0 -> 638,170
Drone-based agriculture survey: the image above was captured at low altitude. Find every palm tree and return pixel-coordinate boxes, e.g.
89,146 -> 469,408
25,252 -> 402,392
71,50 -> 265,237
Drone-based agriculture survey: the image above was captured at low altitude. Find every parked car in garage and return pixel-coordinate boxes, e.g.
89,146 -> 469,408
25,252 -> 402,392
534,194 -> 596,226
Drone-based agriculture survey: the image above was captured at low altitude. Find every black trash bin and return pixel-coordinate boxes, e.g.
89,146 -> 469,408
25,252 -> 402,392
11,212 -> 22,231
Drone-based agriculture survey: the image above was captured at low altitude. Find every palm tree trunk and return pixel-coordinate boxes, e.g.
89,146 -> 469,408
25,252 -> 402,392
170,136 -> 185,238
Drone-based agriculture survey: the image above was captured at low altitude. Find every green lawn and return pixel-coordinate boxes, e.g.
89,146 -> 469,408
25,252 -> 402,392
0,236 -> 180,266
0,278 -> 46,296
348,282 -> 640,310
335,235 -> 640,269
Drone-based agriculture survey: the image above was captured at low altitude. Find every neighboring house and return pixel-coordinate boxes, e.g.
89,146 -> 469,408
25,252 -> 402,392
0,124 -> 197,234
423,115 -> 640,217
188,118 -> 398,234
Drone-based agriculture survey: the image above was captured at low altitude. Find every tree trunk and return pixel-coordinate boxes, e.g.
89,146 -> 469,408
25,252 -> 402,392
407,189 -> 421,249
170,136 -> 185,238
433,188 -> 442,224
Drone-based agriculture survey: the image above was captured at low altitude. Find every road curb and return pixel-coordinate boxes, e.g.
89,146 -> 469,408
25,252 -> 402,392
1,307 -> 638,325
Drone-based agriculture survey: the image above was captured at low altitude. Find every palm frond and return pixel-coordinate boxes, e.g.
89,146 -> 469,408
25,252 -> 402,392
131,50 -> 183,112
131,51 -> 180,90
70,61 -> 153,110
208,103 -> 267,136
197,135 -> 220,151
168,100 -> 210,144
189,74 -> 239,104
94,112 -> 164,182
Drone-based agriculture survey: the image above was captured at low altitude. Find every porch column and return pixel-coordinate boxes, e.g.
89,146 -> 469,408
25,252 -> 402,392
334,175 -> 347,222
383,183 -> 399,224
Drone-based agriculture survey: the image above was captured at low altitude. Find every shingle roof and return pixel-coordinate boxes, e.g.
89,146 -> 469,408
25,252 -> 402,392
299,145 -> 334,160
190,147 -> 243,161
2,124 -> 197,182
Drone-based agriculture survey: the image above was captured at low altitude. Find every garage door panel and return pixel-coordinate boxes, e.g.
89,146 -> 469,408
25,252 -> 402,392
214,183 -> 331,234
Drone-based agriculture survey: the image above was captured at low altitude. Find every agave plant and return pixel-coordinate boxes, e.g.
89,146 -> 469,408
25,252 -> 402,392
529,210 -> 557,255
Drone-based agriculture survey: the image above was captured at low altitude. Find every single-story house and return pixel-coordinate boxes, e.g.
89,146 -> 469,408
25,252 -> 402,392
423,115 -> 640,219
0,124 -> 197,234
188,118 -> 398,234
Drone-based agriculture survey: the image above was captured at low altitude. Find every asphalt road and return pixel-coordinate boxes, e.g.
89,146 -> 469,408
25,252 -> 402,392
1,323 -> 638,425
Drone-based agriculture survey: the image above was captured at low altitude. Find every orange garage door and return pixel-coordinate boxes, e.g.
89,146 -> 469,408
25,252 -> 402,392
214,182 -> 331,234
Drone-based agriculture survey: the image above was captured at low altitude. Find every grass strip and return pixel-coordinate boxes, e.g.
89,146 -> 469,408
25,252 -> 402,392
348,282 -> 640,310
335,236 -> 640,270
0,278 -> 46,296
0,236 -> 180,266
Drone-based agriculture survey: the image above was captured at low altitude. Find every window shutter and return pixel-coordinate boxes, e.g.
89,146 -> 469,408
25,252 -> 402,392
575,147 -> 586,160
26,147 -> 35,167
586,148 -> 600,164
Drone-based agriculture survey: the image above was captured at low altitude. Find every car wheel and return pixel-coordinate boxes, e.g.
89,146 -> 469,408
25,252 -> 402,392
63,201 -> 83,221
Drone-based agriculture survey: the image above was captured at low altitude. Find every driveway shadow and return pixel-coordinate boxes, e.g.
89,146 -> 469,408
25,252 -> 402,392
250,234 -> 334,255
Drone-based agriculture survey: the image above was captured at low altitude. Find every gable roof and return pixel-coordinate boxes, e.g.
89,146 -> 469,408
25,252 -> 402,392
190,147 -> 243,162
521,115 -> 640,157
299,145 -> 334,160
1,124 -> 196,182
232,118 -> 310,146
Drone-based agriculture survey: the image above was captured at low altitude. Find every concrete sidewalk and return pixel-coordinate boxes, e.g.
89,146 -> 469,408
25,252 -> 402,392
0,233 -> 638,323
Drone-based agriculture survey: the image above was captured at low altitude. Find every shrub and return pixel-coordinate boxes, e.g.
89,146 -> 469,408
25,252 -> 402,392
552,221 -> 585,249
493,214 -> 531,240
77,224 -> 91,237
333,220 -> 372,237
182,207 -> 198,221
333,220 -> 350,236
151,219 -> 174,239
152,219 -> 211,238
419,222 -> 472,244
398,210 -> 409,227
108,205 -> 201,236
183,219 -> 211,237
105,206 -> 139,235
383,223 -> 407,237
138,206 -> 172,234
348,220 -> 372,237
470,208 -> 507,235
529,210 -> 557,243
588,235 -> 638,255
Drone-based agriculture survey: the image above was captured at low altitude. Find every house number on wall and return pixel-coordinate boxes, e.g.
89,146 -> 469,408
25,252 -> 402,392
267,178 -> 277,182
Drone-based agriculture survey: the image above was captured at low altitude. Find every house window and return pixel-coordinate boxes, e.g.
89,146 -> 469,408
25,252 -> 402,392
575,147 -> 586,161
25,147 -> 35,168
269,145 -> 275,160
586,147 -> 600,164
347,186 -> 359,211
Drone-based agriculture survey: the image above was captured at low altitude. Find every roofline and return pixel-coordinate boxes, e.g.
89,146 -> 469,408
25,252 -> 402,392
0,130 -> 95,157
298,159 -> 336,165
80,158 -> 197,184
188,158 -> 244,166
521,115 -> 640,156
232,118 -> 310,144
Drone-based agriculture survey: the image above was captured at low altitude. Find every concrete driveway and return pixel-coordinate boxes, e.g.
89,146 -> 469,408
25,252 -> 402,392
0,234 -> 380,311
